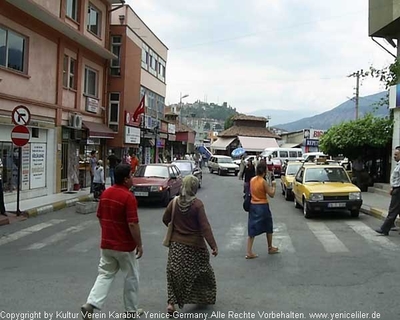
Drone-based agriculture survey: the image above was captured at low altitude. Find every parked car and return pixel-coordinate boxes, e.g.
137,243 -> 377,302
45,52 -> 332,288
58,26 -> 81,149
172,160 -> 202,188
131,164 -> 182,207
292,162 -> 362,218
208,155 -> 239,176
280,161 -> 303,200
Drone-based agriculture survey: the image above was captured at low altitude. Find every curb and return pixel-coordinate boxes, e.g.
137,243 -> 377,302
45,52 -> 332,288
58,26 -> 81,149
25,194 -> 94,218
360,204 -> 387,221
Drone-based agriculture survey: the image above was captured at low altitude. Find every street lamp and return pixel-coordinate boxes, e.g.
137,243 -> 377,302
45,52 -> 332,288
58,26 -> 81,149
179,93 -> 189,124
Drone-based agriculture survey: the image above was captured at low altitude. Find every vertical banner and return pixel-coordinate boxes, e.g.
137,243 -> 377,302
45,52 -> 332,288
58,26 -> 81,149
30,143 -> 46,189
21,144 -> 30,190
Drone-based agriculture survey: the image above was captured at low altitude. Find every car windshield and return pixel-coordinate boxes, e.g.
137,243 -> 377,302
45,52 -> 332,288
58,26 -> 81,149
218,158 -> 233,164
305,167 -> 350,183
174,162 -> 192,172
134,165 -> 169,178
287,164 -> 302,175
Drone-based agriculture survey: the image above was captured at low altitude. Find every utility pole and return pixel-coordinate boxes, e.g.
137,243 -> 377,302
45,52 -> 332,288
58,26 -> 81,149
348,70 -> 361,120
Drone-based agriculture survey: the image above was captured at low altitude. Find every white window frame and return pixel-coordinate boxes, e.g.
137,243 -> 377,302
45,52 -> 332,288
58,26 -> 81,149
110,35 -> 121,76
87,3 -> 101,37
63,55 -> 76,89
66,0 -> 78,21
0,27 -> 27,73
109,92 -> 120,132
84,66 -> 98,97
157,58 -> 166,82
141,43 -> 148,69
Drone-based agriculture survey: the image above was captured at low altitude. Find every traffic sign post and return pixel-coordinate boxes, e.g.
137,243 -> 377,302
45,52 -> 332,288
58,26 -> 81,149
11,125 -> 30,216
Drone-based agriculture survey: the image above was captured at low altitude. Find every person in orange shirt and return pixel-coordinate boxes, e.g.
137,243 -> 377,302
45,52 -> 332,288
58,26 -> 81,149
246,162 -> 278,259
130,153 -> 139,173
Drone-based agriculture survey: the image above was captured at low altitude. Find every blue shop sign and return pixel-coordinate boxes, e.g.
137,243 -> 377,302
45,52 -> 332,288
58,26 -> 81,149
306,139 -> 319,147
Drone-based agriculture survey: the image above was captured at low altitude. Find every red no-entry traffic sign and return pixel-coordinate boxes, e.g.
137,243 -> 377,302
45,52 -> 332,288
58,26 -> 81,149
11,125 -> 30,147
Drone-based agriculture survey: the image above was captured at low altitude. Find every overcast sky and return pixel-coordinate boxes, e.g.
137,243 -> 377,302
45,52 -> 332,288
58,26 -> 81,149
125,0 -> 394,114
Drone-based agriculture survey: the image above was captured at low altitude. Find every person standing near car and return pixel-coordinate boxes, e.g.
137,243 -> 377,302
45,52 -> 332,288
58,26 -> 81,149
241,159 -> 255,194
81,164 -> 143,319
376,146 -> 400,236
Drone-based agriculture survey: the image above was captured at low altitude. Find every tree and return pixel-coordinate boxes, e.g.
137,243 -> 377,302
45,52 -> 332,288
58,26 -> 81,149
224,114 -> 235,130
319,113 -> 393,160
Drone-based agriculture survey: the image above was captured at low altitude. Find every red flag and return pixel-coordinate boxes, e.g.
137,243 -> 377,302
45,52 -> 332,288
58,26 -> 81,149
133,95 -> 145,121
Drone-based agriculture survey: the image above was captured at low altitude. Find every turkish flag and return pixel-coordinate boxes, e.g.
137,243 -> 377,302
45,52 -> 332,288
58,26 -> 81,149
133,95 -> 145,121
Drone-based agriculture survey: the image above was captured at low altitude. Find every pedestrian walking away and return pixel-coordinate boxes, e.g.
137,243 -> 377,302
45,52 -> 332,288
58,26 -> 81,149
107,150 -> 120,186
162,175 -> 218,316
246,162 -> 278,259
89,150 -> 97,194
376,146 -> 400,236
241,159 -> 255,194
81,164 -> 143,319
93,160 -> 105,201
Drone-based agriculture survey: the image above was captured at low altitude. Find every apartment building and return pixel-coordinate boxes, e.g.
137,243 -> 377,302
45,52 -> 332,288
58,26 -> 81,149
108,5 -> 168,164
0,0 -> 122,201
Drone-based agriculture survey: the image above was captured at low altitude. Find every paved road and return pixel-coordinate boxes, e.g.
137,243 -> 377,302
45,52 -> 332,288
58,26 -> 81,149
1,171 -> 400,320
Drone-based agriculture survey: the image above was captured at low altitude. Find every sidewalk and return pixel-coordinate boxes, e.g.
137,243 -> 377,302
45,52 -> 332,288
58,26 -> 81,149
360,191 -> 389,220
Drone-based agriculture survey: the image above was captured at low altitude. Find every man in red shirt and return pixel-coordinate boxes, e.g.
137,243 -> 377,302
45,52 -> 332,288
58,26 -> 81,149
81,164 -> 143,319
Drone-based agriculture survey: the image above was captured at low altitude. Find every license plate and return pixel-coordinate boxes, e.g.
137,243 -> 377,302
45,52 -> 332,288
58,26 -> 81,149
134,191 -> 148,197
328,203 -> 346,208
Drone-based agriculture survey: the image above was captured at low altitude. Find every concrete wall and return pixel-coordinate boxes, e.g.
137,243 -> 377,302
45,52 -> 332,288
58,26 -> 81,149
31,0 -> 61,17
369,0 -> 400,37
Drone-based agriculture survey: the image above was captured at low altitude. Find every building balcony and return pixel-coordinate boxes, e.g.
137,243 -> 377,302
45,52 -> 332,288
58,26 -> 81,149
6,0 -> 119,59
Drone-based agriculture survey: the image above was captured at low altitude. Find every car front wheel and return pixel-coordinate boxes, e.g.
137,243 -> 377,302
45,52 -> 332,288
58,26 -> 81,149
303,200 -> 312,218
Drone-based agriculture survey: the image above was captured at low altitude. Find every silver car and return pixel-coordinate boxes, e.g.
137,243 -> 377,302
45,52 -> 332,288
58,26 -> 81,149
208,155 -> 239,176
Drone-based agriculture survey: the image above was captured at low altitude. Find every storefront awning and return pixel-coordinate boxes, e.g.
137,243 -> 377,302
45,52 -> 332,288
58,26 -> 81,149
82,121 -> 115,139
238,136 -> 279,152
211,137 -> 236,150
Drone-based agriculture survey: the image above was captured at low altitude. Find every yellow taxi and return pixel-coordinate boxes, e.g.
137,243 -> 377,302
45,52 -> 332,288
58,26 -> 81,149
292,162 -> 362,218
280,161 -> 303,200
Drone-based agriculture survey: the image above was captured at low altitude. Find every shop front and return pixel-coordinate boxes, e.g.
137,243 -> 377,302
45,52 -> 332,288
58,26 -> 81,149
0,122 -> 56,204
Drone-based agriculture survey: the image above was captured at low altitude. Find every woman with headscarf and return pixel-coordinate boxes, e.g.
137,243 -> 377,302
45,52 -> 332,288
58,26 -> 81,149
162,175 -> 218,315
246,162 -> 278,259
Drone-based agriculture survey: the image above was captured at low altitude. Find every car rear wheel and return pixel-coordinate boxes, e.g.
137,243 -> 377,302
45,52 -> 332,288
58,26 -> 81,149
294,196 -> 301,208
218,169 -> 222,176
198,177 -> 202,189
163,190 -> 170,207
303,200 -> 312,219
350,210 -> 359,218
281,184 -> 285,195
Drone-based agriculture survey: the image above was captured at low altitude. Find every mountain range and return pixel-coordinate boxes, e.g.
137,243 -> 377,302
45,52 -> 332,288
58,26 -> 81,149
250,91 -> 389,131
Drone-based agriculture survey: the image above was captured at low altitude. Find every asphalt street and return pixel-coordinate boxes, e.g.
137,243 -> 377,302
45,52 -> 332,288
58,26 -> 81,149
1,170 -> 400,320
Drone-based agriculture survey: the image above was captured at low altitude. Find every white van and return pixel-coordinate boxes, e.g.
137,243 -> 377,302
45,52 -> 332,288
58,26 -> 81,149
261,148 -> 303,161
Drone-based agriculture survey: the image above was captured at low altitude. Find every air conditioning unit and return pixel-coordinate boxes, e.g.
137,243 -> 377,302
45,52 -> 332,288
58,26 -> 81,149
70,114 -> 82,129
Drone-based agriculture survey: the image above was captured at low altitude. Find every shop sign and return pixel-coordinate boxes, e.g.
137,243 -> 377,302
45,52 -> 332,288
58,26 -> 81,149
305,139 -> 319,147
304,129 -> 325,140
157,139 -> 165,148
125,111 -> 141,126
125,126 -> 141,144
21,144 -> 30,191
168,134 -> 176,141
86,97 -> 99,114
30,143 -> 46,189
168,123 -> 176,134
159,133 -> 168,139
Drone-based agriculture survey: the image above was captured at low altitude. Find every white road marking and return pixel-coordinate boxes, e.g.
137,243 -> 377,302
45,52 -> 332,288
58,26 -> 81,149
225,222 -> 246,250
307,222 -> 349,253
0,219 -> 65,246
68,237 -> 99,253
273,223 -> 296,253
25,220 -> 96,250
345,221 -> 400,251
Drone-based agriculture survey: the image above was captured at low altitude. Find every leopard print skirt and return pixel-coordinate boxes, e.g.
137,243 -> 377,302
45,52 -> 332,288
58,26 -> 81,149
167,241 -> 216,308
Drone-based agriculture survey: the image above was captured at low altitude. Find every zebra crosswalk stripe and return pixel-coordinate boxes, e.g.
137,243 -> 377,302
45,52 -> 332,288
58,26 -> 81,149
24,220 -> 96,250
273,222 -> 295,253
0,219 -> 65,246
224,222 -> 246,250
68,237 -> 100,253
307,222 -> 349,253
345,221 -> 400,251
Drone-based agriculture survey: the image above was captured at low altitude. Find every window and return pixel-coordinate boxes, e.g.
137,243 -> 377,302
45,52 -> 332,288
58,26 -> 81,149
280,151 -> 288,158
0,27 -> 26,73
109,93 -> 120,132
141,43 -> 148,69
158,58 -> 166,82
66,0 -> 78,21
63,55 -> 76,89
110,36 -> 121,76
87,4 -> 101,37
84,66 -> 98,97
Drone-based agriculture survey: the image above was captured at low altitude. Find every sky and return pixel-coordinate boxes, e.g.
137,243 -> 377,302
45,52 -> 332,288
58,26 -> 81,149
125,0 -> 395,115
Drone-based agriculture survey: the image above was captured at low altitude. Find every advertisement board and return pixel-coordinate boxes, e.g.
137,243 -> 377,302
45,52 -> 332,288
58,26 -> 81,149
30,143 -> 46,189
